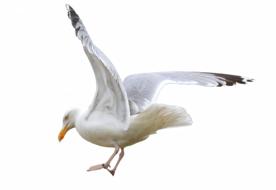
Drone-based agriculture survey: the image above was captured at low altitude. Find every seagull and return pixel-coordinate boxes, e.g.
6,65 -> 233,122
58,5 -> 253,176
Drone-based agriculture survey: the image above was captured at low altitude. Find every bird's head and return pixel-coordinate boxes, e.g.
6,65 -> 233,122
58,109 -> 79,142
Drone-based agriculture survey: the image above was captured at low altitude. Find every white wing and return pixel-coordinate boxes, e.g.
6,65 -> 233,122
124,71 -> 253,114
67,5 -> 129,123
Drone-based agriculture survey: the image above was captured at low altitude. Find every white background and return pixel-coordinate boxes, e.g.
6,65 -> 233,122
0,0 -> 275,189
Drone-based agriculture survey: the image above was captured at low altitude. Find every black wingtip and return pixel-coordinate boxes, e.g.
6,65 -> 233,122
206,72 -> 254,87
246,78 -> 254,83
65,4 -> 80,28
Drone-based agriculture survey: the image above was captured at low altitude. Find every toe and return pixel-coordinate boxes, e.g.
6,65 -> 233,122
107,169 -> 115,176
87,164 -> 104,171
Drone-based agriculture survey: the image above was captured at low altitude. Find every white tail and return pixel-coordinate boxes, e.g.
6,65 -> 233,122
138,104 -> 193,130
124,104 -> 192,146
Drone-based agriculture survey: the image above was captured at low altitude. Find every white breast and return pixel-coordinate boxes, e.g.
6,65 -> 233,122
75,111 -> 127,147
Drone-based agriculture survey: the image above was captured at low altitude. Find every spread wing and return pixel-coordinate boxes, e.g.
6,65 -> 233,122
124,71 -> 253,114
67,5 -> 129,124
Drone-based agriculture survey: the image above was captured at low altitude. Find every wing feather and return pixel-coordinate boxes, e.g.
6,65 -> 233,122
67,5 -> 129,124
124,71 -> 253,114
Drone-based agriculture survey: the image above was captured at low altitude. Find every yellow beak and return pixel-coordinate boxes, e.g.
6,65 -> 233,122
58,125 -> 69,142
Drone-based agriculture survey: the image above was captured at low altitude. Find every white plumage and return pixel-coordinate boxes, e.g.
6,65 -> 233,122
75,104 -> 192,148
58,5 -> 253,176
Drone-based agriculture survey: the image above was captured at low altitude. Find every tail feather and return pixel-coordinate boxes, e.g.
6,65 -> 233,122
154,104 -> 193,129
125,104 -> 192,146
130,104 -> 192,134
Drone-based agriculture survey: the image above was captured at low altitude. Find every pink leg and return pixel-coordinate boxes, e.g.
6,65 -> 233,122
107,148 -> 125,176
87,145 -> 120,172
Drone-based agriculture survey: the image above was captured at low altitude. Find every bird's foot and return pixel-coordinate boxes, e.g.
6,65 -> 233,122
87,163 -> 110,172
106,169 -> 116,176
102,163 -> 110,169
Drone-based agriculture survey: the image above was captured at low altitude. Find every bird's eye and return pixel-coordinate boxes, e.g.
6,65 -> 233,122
63,115 -> 69,122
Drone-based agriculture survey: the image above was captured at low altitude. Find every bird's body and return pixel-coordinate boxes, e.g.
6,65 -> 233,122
75,104 -> 192,147
59,5 -> 253,176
